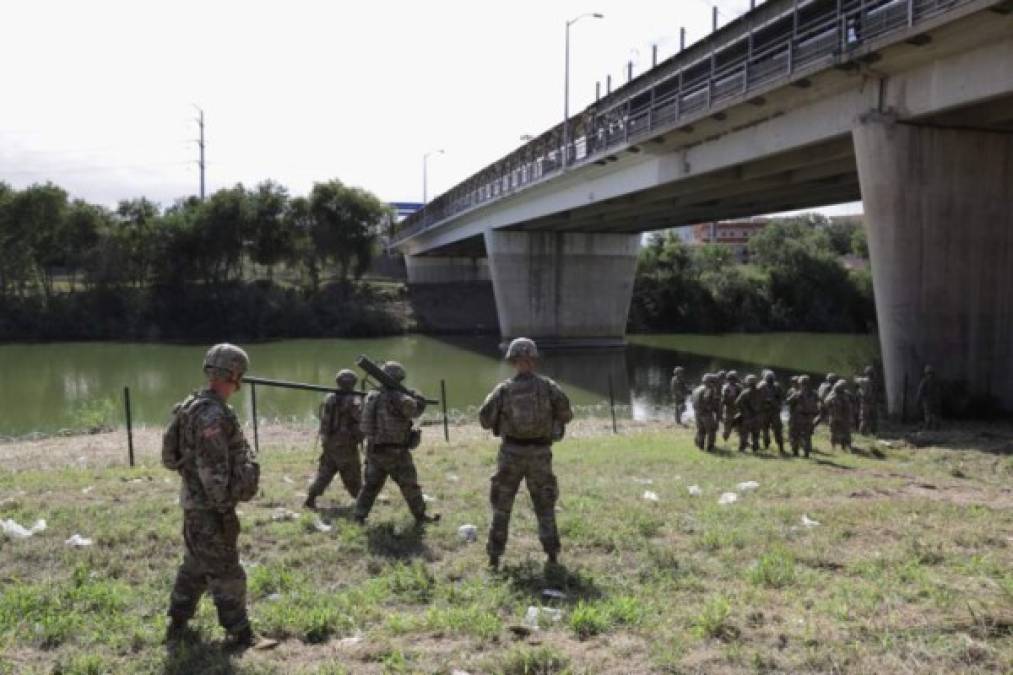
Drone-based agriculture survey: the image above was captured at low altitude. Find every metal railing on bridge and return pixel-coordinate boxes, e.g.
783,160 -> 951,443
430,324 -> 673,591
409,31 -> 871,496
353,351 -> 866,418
394,0 -> 976,245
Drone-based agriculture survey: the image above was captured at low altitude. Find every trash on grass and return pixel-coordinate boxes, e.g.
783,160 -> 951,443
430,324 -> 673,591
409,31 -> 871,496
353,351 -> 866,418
422,494 -> 436,503
632,478 -> 654,485
81,486 -> 94,494
801,514 -> 820,528
688,485 -> 702,496
282,475 -> 295,485
1,518 -> 46,539
312,517 -> 332,533
64,534 -> 94,547
523,605 -> 564,629
718,492 -> 739,505
457,524 -> 478,543
271,508 -> 299,522
642,490 -> 660,502
736,481 -> 760,492
542,588 -> 567,600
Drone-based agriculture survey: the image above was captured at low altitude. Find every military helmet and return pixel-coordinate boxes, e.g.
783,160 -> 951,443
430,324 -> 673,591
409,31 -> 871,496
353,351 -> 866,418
833,379 -> 848,392
924,365 -> 934,375
827,373 -> 839,383
789,375 -> 799,384
744,374 -> 759,386
764,371 -> 775,383
505,337 -> 539,361
335,369 -> 358,390
382,361 -> 406,382
716,370 -> 727,379
702,373 -> 716,384
864,365 -> 875,376
673,366 -> 685,375
726,370 -> 739,381
798,375 -> 811,386
203,343 -> 249,381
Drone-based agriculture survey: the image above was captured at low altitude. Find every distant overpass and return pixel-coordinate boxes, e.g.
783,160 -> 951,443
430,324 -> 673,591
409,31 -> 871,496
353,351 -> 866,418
394,0 -> 1013,413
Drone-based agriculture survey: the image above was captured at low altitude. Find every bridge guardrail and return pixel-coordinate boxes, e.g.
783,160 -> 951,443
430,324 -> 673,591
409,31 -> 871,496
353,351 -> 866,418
394,0 -> 980,245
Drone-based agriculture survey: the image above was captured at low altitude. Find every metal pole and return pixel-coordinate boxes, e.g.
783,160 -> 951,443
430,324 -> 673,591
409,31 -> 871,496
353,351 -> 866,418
652,44 -> 658,67
608,374 -> 618,434
680,27 -> 686,51
423,154 -> 428,204
123,386 -> 134,468
251,382 -> 259,455
441,379 -> 449,442
713,6 -> 719,32
901,373 -> 908,423
563,20 -> 571,168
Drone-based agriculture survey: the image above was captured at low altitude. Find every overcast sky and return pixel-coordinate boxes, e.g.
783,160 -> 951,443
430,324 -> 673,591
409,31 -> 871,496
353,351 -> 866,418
1,0 -> 860,215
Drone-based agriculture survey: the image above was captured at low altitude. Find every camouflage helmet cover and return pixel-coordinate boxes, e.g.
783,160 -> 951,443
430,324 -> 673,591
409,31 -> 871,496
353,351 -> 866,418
827,373 -> 839,383
764,370 -> 775,383
833,379 -> 848,392
864,365 -> 875,376
506,337 -> 539,361
716,370 -> 727,379
702,373 -> 716,384
924,364 -> 934,375
382,361 -> 407,382
335,368 -> 358,389
673,366 -> 685,375
744,374 -> 759,386
726,370 -> 739,381
798,375 -> 811,385
203,343 -> 249,381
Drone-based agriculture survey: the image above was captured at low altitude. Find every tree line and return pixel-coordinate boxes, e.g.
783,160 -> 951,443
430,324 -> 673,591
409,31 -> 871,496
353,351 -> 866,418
0,179 -> 391,298
0,180 -> 403,342
630,215 -> 875,333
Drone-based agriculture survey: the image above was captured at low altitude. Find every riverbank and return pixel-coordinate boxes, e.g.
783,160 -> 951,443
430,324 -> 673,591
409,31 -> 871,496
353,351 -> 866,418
1,421 -> 1010,674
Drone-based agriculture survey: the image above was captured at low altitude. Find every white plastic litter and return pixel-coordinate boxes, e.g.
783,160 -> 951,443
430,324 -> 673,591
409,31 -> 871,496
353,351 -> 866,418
282,475 -> 295,484
642,490 -> 660,502
457,524 -> 478,543
266,593 -> 282,602
736,481 -> 760,492
64,534 -> 94,547
1,518 -> 46,539
718,492 -> 739,505
271,508 -> 299,522
447,474 -> 460,482
523,606 -> 564,629
801,514 -> 821,528
339,635 -> 364,647
81,486 -> 94,494
542,588 -> 567,600
423,494 -> 436,503
312,517 -> 332,533
633,478 -> 654,485
688,485 -> 702,496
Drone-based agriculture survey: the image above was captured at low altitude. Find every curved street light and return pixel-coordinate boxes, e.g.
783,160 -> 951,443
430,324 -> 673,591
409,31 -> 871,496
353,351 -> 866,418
564,12 -> 604,169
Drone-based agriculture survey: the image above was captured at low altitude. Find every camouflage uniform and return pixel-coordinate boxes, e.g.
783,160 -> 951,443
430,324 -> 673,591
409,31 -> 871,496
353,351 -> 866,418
855,375 -> 878,435
734,375 -> 764,452
354,362 -> 433,523
786,376 -> 819,457
714,371 -> 727,424
757,371 -> 785,453
165,345 -> 260,640
825,380 -> 854,450
916,366 -> 941,430
691,374 -> 720,451
479,339 -> 573,565
670,367 -> 690,426
307,370 -> 364,507
720,372 -> 742,441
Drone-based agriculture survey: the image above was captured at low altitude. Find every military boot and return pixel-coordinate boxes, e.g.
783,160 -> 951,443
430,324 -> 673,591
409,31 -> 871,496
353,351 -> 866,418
415,512 -> 441,526
303,495 -> 317,510
488,553 -> 501,570
165,618 -> 191,646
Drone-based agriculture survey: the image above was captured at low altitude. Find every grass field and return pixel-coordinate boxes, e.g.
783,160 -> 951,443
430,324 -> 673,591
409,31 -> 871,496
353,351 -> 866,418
1,419 -> 1011,674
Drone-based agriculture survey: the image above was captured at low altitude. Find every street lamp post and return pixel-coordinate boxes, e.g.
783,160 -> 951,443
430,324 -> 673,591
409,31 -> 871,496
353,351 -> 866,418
563,12 -> 603,169
423,149 -> 444,204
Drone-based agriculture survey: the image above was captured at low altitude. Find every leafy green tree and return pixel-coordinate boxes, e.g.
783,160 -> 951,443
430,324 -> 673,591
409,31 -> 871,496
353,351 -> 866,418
115,198 -> 160,287
63,200 -> 107,291
6,183 -> 70,298
285,196 -> 319,291
193,185 -> 251,284
308,180 -> 388,281
851,225 -> 869,258
248,180 -> 293,281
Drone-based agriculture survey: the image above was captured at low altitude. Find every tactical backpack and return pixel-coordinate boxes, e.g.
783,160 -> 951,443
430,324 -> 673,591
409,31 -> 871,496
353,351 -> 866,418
161,393 -> 199,471
501,377 -> 553,439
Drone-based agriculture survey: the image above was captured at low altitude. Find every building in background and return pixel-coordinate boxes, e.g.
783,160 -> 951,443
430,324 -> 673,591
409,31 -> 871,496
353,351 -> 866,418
690,218 -> 769,261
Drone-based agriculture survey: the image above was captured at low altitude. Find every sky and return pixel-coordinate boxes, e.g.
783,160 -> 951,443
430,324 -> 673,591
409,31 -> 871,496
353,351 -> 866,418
0,0 -> 861,215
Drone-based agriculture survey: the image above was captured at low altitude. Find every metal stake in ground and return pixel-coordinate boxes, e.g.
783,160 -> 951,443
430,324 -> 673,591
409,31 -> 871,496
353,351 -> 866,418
123,386 -> 135,467
251,381 -> 259,455
608,374 -> 618,434
441,379 -> 449,442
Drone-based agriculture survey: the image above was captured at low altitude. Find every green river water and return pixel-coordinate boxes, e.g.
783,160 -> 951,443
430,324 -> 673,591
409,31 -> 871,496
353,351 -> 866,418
0,334 -> 878,437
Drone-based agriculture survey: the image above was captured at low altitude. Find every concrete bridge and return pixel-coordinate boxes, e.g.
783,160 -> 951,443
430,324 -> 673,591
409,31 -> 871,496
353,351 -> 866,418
393,0 -> 1013,413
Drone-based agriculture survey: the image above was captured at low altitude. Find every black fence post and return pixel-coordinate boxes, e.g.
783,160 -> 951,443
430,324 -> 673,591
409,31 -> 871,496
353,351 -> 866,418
251,382 -> 260,455
608,374 -> 618,435
901,373 -> 908,424
441,379 -> 449,443
123,386 -> 135,468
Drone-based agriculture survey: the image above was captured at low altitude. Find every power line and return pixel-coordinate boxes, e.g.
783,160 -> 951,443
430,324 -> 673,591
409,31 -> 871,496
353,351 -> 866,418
194,106 -> 206,201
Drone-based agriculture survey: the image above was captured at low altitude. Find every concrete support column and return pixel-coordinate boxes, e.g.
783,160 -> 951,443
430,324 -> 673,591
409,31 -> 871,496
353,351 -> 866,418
404,255 -> 489,284
484,230 -> 641,347
853,119 -> 1013,415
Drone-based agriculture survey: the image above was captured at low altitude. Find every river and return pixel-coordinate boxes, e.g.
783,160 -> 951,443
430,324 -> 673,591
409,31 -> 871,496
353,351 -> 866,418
0,334 -> 879,437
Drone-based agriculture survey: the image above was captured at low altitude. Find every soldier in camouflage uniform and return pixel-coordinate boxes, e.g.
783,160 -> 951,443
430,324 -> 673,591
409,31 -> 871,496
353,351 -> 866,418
714,371 -> 727,426
479,338 -> 573,569
734,375 -> 764,453
354,362 -> 439,525
757,370 -> 785,454
720,371 -> 742,441
825,379 -> 854,451
305,369 -> 364,509
670,366 -> 690,426
916,365 -> 941,430
691,373 -> 720,451
817,373 -> 839,408
786,375 -> 819,458
164,344 -> 262,648
855,369 -> 878,435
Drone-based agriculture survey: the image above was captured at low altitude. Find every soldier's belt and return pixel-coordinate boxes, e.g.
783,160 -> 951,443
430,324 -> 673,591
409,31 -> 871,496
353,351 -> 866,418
371,443 -> 408,452
503,436 -> 552,446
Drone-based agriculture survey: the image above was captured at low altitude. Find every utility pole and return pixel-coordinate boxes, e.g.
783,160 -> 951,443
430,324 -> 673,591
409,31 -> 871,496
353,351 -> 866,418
194,106 -> 206,201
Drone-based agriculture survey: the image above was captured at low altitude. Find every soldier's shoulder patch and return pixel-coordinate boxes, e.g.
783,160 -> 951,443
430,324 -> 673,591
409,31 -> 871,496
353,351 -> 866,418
201,424 -> 223,439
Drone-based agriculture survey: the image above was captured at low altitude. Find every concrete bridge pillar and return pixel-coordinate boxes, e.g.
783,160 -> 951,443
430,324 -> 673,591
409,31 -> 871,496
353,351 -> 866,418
483,231 -> 641,348
853,119 -> 1013,415
404,255 -> 489,284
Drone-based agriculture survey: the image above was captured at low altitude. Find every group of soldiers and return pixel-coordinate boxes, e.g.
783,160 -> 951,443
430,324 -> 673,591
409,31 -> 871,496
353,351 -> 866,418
671,364 -> 942,457
161,338 -> 571,649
